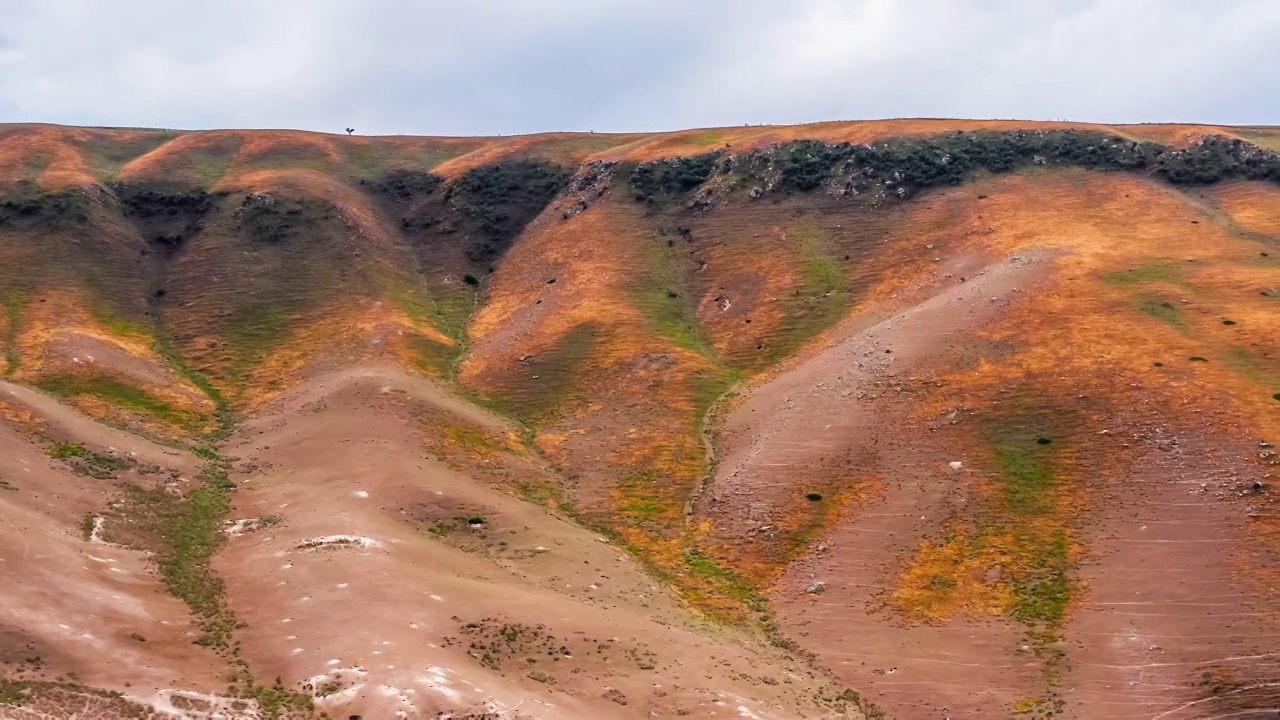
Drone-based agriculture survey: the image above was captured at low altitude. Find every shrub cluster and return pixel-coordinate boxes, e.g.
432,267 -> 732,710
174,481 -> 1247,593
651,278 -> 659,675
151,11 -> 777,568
627,130 -> 1280,204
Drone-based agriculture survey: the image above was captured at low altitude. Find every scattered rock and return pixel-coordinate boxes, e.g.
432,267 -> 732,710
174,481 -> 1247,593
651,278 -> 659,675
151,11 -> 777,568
805,582 -> 826,594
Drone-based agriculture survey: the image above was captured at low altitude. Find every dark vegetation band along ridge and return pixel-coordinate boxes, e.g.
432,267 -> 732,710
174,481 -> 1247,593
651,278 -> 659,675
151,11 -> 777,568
628,130 -> 1280,204
0,160 -> 573,275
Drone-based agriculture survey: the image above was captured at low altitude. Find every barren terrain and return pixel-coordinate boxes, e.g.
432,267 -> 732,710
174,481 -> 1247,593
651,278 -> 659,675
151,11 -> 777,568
0,119 -> 1276,718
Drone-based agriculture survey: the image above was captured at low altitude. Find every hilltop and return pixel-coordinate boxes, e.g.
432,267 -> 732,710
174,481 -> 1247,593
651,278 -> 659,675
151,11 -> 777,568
0,118 -> 1277,719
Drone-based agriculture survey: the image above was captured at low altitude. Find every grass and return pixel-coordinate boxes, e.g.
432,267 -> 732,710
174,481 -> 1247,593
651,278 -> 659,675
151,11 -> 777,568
1010,530 -> 1072,624
1223,347 -> 1277,386
624,499 -> 665,518
391,283 -> 474,345
0,678 -> 28,706
76,132 -> 176,182
516,482 -> 560,507
632,234 -> 716,356
36,375 -> 197,430
405,333 -> 457,377
49,442 -> 132,479
153,335 -> 235,439
222,304 -> 289,386
50,441 -> 88,459
992,444 -> 1057,516
119,468 -> 238,647
1101,261 -> 1188,288
2,286 -> 26,375
1137,298 -> 1187,332
616,469 -> 679,523
87,298 -> 152,342
476,324 -> 598,426
20,149 -> 52,182
634,282 -> 713,355
892,415 -> 1076,635
682,549 -> 763,612
757,219 -> 851,368
439,422 -> 507,456
107,451 -> 313,716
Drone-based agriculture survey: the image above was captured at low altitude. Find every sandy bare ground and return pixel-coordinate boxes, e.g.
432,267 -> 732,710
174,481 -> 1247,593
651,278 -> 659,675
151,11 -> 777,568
701,252 -> 1055,718
216,366 -> 864,719
1062,424 -> 1280,720
700,241 -> 1280,719
0,381 -> 228,712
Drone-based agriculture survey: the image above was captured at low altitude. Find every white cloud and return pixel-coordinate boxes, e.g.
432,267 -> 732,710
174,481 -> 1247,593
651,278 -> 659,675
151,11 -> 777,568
0,0 -> 1274,135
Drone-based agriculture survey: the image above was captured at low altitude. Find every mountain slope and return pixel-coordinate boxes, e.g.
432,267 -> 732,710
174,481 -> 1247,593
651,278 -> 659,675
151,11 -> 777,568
0,119 -> 1276,720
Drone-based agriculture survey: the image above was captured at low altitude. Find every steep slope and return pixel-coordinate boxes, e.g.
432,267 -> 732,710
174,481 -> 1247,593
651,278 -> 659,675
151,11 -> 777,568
0,119 -> 1276,719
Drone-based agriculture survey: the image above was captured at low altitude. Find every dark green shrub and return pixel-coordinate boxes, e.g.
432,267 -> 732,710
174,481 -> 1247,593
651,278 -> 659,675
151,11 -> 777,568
629,153 -> 721,203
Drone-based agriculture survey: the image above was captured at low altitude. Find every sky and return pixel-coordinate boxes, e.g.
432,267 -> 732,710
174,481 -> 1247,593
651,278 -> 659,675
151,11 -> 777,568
0,0 -> 1276,137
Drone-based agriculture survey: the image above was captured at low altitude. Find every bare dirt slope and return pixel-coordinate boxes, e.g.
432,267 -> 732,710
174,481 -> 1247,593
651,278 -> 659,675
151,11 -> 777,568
0,120 -> 1277,719
0,381 -> 235,716
215,366 -> 864,720
699,172 -> 1279,719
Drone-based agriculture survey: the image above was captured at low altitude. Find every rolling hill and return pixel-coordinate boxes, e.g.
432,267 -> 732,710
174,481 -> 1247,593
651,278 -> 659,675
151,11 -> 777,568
0,118 -> 1277,719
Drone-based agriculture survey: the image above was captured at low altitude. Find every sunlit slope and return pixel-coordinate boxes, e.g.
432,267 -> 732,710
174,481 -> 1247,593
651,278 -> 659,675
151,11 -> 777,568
687,170 -> 1278,717
0,119 -> 1276,718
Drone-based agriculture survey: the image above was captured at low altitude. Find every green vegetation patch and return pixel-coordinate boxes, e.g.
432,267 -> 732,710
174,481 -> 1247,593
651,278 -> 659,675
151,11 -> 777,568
49,441 -> 133,479
0,185 -> 89,230
992,444 -> 1058,516
101,454 -> 315,719
2,286 -> 25,375
1137,298 -> 1187,332
1009,529 -> 1072,624
238,195 -> 338,244
37,375 -> 196,429
406,332 -> 458,377
632,232 -> 717,356
1101,262 -> 1187,288
730,131 -> 1280,202
75,131 -> 176,181
222,303 -> 290,384
153,336 -> 235,439
976,415 -> 1077,629
475,323 -> 598,426
757,219 -> 851,368
682,549 -> 763,612
629,153 -> 722,205
108,463 -> 237,647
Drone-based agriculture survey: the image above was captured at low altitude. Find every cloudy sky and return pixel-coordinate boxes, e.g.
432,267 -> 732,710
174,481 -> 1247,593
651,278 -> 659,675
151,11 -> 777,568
0,0 -> 1275,136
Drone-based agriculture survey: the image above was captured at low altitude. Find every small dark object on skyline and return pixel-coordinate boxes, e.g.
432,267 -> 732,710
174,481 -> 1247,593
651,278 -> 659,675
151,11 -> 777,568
345,127 -> 354,135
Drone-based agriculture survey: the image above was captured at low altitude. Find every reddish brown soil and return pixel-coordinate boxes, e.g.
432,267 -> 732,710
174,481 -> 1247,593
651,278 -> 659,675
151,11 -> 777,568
216,366 -> 862,719
705,252 -> 1056,717
1,121 -> 1277,719
1063,425 -> 1280,720
0,382 -> 226,708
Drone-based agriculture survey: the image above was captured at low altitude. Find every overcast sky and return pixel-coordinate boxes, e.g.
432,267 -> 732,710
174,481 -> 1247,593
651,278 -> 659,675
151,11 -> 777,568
0,0 -> 1275,136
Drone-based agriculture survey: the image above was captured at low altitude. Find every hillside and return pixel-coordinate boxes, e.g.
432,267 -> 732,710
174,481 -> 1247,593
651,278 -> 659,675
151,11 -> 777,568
0,119 -> 1277,720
